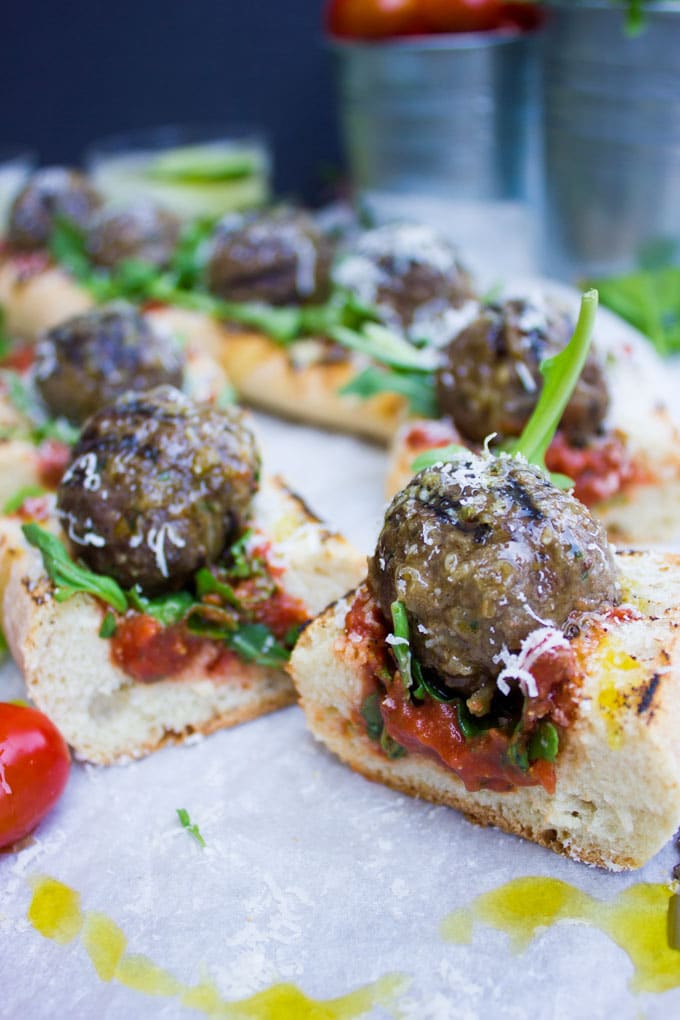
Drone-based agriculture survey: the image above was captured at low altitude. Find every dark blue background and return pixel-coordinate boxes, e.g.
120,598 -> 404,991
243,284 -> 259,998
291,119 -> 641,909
2,0 -> 341,199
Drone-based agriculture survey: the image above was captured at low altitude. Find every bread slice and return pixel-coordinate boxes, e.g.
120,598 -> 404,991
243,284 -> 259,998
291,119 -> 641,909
0,257 -> 93,338
1,477 -> 365,764
289,550 -> 680,870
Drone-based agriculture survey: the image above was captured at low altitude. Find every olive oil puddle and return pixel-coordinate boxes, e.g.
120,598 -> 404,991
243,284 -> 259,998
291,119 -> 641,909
441,876 -> 680,994
28,876 -> 405,1018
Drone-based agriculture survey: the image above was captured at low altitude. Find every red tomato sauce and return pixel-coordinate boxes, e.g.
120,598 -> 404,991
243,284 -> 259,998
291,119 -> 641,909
37,440 -> 71,488
404,419 -> 460,455
345,587 -> 577,794
111,615 -> 206,683
0,343 -> 36,373
6,249 -> 52,280
545,431 -> 637,506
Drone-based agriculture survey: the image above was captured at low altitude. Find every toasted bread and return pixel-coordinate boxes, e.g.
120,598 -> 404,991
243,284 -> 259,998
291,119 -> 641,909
1,478 -> 365,764
289,551 -> 680,870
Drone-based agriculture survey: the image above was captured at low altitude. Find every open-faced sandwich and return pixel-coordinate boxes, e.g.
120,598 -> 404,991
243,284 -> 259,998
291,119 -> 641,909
289,294 -> 680,870
0,300 -> 230,510
0,385 -> 364,764
386,295 -> 680,543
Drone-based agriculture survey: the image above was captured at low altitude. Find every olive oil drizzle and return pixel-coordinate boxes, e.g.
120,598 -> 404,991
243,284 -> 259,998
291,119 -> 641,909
27,875 -> 405,1018
441,876 -> 680,994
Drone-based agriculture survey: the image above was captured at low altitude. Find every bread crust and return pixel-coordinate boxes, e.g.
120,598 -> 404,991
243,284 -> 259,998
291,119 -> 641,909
289,551 -> 680,870
0,257 -> 93,338
1,478 -> 365,764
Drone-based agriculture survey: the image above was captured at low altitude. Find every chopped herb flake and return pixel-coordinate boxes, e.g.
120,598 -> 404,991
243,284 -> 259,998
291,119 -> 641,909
176,808 -> 206,848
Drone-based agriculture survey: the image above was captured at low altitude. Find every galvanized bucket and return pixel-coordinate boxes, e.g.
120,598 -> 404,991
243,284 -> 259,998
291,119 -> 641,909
542,1 -> 680,279
333,32 -> 540,201
332,31 -> 541,278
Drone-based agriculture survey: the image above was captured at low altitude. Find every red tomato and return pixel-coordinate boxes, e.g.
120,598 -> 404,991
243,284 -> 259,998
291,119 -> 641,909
421,0 -> 503,32
326,0 -> 425,39
0,703 -> 70,849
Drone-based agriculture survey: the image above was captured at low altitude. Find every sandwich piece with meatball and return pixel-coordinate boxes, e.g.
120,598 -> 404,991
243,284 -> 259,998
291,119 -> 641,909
387,294 -> 680,543
0,301 -> 231,511
290,294 -> 680,868
0,386 -> 364,763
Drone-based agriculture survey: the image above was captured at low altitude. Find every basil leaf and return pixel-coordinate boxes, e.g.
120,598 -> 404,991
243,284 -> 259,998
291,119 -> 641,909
361,692 -> 384,741
127,587 -> 195,626
176,807 -> 206,848
410,442 -> 468,474
195,567 -> 240,607
340,366 -> 438,418
22,523 -> 128,613
98,611 -> 118,638
512,290 -> 598,470
330,322 -> 436,373
528,720 -> 559,763
227,622 -> 290,668
3,485 -> 46,514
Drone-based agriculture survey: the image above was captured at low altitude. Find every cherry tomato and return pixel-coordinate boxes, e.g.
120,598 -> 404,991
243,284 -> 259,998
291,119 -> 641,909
420,0 -> 504,33
326,0 -> 426,39
0,703 -> 70,849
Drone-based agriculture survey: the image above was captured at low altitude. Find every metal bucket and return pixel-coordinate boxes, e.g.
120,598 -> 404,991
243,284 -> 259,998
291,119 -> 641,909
542,1 -> 680,280
332,32 -> 541,279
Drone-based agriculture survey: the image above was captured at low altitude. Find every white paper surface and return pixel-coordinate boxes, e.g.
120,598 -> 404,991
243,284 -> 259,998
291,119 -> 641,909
2,307 -> 680,1019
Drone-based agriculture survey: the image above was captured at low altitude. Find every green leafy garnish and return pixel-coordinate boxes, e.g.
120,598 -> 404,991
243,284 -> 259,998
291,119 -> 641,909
228,622 -> 290,668
127,587 -> 195,626
340,366 -> 438,418
22,523 -> 128,612
389,600 -> 419,690
588,265 -> 680,357
511,289 -> 599,471
528,720 -> 559,763
3,485 -> 46,514
379,727 -> 406,759
98,611 -> 118,639
410,442 -> 468,474
1,369 -> 79,447
0,307 -> 11,363
195,567 -> 240,607
331,322 -> 435,373
360,693 -> 384,741
226,528 -> 258,579
176,808 -> 206,848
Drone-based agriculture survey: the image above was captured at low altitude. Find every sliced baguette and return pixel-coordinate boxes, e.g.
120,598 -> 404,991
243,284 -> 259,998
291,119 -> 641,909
289,551 -> 680,870
0,258 -> 93,338
1,477 -> 365,765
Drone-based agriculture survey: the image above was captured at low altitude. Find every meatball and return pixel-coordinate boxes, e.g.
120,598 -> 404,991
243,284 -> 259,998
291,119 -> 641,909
368,455 -> 620,692
34,303 -> 184,425
333,223 -> 475,343
85,202 -> 180,269
7,167 -> 102,251
206,208 -> 333,305
57,386 -> 261,594
436,299 -> 609,443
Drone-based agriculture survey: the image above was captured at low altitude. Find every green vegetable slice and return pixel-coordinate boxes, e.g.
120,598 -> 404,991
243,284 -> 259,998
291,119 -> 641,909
528,720 -> 560,763
22,523 -> 128,613
147,146 -> 259,183
176,807 -> 206,848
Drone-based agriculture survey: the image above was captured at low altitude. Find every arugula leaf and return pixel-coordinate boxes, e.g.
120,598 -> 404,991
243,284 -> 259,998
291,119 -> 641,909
98,611 -> 118,638
227,622 -> 290,668
22,523 -> 128,613
3,485 -> 47,514
195,567 -> 240,607
410,442 -> 469,474
340,365 -> 438,418
512,289 -> 598,471
330,322 -> 435,373
176,807 -> 206,848
588,265 -> 680,357
127,586 -> 195,626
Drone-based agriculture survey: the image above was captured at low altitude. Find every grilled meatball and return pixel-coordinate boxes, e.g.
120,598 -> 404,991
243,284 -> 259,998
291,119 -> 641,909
34,303 -> 184,425
57,386 -> 260,593
85,202 -> 180,269
333,223 -> 474,343
206,208 -> 333,305
7,167 -> 102,251
436,299 -> 609,443
368,455 -> 620,692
